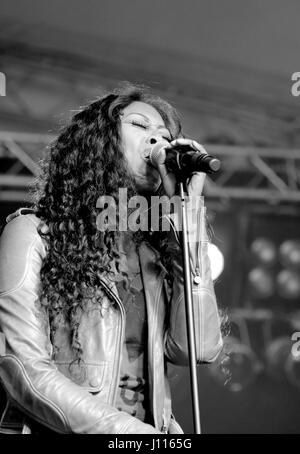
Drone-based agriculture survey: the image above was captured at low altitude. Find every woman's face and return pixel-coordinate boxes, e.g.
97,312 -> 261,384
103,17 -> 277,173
120,101 -> 172,194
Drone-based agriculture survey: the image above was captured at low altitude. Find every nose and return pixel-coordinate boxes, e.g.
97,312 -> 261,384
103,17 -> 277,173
143,135 -> 168,162
147,135 -> 168,146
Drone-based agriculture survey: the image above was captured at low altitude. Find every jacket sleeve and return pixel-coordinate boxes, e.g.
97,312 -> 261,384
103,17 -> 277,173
164,197 -> 223,365
0,215 -> 161,434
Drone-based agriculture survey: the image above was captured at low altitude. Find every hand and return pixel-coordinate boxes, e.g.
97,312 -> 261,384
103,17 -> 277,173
156,138 -> 207,198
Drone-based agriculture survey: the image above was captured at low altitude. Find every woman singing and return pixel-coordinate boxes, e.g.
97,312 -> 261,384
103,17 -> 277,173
0,84 -> 223,434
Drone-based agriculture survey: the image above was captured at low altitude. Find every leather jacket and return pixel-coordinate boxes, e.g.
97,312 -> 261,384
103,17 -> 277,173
0,204 -> 223,434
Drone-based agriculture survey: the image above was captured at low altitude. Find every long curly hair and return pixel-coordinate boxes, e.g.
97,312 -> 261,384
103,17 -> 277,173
29,83 -> 182,361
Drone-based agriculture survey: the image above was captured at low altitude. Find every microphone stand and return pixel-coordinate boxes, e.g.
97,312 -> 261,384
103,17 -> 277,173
179,180 -> 201,434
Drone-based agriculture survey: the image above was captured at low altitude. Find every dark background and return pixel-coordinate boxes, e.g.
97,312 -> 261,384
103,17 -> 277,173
1,0 -> 300,434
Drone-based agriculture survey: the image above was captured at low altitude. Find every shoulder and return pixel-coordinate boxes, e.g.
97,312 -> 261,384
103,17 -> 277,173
0,209 -> 47,293
1,208 -> 47,244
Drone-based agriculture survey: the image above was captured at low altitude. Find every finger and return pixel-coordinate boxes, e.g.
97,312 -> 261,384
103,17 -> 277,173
169,138 -> 191,147
158,169 -> 177,198
155,146 -> 167,165
169,138 -> 207,154
187,172 -> 206,196
190,140 -> 207,154
155,156 -> 177,198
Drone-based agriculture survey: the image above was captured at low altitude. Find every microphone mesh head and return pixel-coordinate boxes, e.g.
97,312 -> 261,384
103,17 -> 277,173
149,141 -> 168,167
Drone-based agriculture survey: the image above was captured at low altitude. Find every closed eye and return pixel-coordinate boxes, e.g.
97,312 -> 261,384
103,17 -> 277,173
131,120 -> 148,129
131,120 -> 171,141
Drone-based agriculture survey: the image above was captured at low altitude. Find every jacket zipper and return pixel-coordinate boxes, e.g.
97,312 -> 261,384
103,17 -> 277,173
168,203 -> 204,282
193,205 -> 203,282
161,409 -> 168,434
151,273 -> 165,431
98,277 -> 125,405
197,206 -> 202,275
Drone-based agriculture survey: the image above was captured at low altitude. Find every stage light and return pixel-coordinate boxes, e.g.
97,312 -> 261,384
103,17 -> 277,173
250,237 -> 277,266
279,240 -> 300,269
276,269 -> 300,299
247,267 -> 275,298
208,243 -> 224,280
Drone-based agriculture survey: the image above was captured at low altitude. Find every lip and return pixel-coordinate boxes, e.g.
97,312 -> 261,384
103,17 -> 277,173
141,146 -> 152,160
144,155 -> 158,171
142,148 -> 159,171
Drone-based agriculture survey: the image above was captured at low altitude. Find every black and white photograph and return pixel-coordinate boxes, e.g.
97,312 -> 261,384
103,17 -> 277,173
0,0 -> 299,437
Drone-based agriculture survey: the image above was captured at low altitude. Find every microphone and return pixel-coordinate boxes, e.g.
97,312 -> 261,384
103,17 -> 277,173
149,142 -> 221,176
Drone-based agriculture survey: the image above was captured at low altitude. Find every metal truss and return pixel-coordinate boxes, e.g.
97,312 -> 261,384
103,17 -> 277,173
1,37 -> 300,205
0,45 -> 109,131
0,131 -> 54,202
204,144 -> 300,205
1,131 -> 299,205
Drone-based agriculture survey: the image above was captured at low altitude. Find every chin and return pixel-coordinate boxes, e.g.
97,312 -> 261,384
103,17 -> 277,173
135,178 -> 161,196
